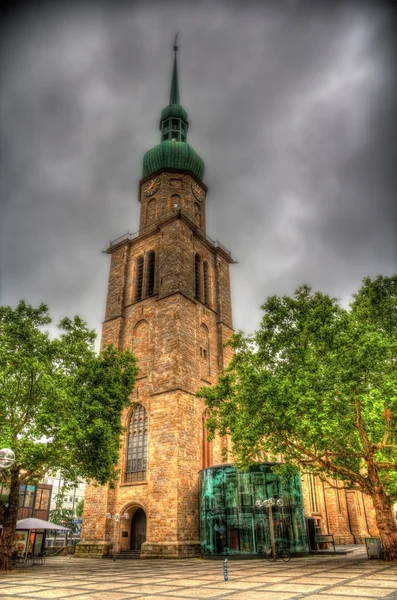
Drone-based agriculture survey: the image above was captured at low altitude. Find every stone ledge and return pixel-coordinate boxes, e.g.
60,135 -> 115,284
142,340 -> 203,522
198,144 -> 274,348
74,542 -> 111,559
141,541 -> 201,559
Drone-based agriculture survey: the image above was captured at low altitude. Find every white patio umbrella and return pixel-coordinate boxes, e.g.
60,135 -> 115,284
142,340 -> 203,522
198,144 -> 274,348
16,518 -> 70,531
16,518 -> 71,561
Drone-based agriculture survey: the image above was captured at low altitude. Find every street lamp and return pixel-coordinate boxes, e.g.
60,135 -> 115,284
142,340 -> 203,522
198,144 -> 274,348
106,512 -> 129,561
0,448 -> 15,470
255,497 -> 284,561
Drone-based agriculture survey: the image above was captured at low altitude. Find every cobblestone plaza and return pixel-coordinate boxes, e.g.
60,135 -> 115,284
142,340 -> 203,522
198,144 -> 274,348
1,547 -> 396,600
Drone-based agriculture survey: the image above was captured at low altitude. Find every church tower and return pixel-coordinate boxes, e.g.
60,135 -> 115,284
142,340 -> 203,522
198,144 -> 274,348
76,40 -> 235,558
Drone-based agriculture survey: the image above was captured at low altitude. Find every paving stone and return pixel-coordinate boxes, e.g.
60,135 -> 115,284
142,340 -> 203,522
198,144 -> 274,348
0,554 -> 395,600
265,582 -> 328,592
0,585 -> 48,593
347,580 -> 397,589
321,585 -> 394,597
215,592 -> 297,600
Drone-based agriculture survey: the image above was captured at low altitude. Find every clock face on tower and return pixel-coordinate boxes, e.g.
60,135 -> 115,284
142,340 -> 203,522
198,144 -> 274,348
143,178 -> 161,197
191,182 -> 205,202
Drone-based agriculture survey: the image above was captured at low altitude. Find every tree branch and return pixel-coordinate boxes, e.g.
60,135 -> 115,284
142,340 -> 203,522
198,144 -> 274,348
19,468 -> 48,484
375,461 -> 397,470
282,438 -> 370,493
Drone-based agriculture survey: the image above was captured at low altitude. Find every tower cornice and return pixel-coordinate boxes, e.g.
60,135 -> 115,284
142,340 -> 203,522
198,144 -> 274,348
104,209 -> 236,264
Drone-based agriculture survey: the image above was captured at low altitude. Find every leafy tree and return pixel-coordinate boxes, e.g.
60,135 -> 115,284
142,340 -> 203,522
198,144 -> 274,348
75,498 -> 84,519
49,485 -> 79,544
200,276 -> 397,560
0,301 -> 138,570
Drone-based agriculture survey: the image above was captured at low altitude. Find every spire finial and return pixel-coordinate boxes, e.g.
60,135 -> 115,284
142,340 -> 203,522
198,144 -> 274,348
169,33 -> 180,105
173,32 -> 179,52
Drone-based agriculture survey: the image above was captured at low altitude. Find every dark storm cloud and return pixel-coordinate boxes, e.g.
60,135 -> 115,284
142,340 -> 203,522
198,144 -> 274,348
1,0 -> 396,342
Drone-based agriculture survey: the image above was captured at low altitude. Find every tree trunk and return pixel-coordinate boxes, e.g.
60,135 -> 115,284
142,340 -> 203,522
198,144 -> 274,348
0,467 -> 20,571
371,491 -> 397,561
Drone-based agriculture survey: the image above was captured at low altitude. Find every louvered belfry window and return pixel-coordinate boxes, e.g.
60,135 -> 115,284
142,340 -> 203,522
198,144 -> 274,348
203,261 -> 209,305
195,254 -> 201,300
125,404 -> 148,482
146,251 -> 156,296
135,256 -> 144,301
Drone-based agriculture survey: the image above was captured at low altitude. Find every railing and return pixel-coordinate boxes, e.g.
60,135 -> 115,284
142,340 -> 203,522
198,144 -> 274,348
205,235 -> 231,256
109,209 -> 231,256
109,230 -> 139,246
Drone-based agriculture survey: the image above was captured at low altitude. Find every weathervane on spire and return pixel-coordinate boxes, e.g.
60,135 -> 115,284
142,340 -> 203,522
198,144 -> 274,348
173,32 -> 179,53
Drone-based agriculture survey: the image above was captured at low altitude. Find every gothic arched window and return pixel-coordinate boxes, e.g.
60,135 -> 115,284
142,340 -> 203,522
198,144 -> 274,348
203,261 -> 209,306
200,323 -> 210,380
146,251 -> 156,296
132,320 -> 150,376
195,254 -> 201,300
135,256 -> 144,301
125,404 -> 148,483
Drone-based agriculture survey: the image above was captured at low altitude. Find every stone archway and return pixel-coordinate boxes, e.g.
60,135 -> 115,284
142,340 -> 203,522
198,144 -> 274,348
130,508 -> 147,551
119,504 -> 147,553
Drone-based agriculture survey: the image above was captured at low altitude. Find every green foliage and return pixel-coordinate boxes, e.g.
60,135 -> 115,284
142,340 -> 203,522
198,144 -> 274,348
200,276 -> 397,501
75,498 -> 84,519
0,301 -> 139,488
49,486 -> 78,534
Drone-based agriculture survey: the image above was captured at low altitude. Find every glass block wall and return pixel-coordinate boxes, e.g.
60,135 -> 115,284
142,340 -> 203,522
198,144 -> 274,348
199,463 -> 308,556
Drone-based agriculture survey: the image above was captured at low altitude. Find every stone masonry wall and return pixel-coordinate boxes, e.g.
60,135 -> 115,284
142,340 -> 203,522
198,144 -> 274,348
301,474 -> 379,545
78,169 -> 235,557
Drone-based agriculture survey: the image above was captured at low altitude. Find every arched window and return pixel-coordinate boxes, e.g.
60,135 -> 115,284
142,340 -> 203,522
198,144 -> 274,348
194,202 -> 201,226
203,261 -> 209,306
200,323 -> 210,380
202,410 -> 213,469
135,256 -> 144,301
146,251 -> 156,296
146,198 -> 156,224
132,320 -> 150,376
195,254 -> 201,300
125,404 -> 148,482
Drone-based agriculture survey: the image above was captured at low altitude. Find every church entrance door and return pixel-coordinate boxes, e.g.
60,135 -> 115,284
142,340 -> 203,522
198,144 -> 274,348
130,508 -> 146,551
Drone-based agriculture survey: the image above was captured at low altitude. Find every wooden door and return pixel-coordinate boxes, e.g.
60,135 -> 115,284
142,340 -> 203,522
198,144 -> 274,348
130,509 -> 146,551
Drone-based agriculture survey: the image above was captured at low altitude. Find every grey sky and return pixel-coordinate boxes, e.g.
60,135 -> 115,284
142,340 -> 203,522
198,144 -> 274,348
1,0 -> 396,345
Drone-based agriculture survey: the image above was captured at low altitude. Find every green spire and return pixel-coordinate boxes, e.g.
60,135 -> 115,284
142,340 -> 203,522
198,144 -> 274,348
169,34 -> 180,105
142,36 -> 205,181
159,35 -> 188,142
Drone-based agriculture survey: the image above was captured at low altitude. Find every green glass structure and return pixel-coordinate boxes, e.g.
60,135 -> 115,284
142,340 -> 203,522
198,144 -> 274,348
199,464 -> 308,556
